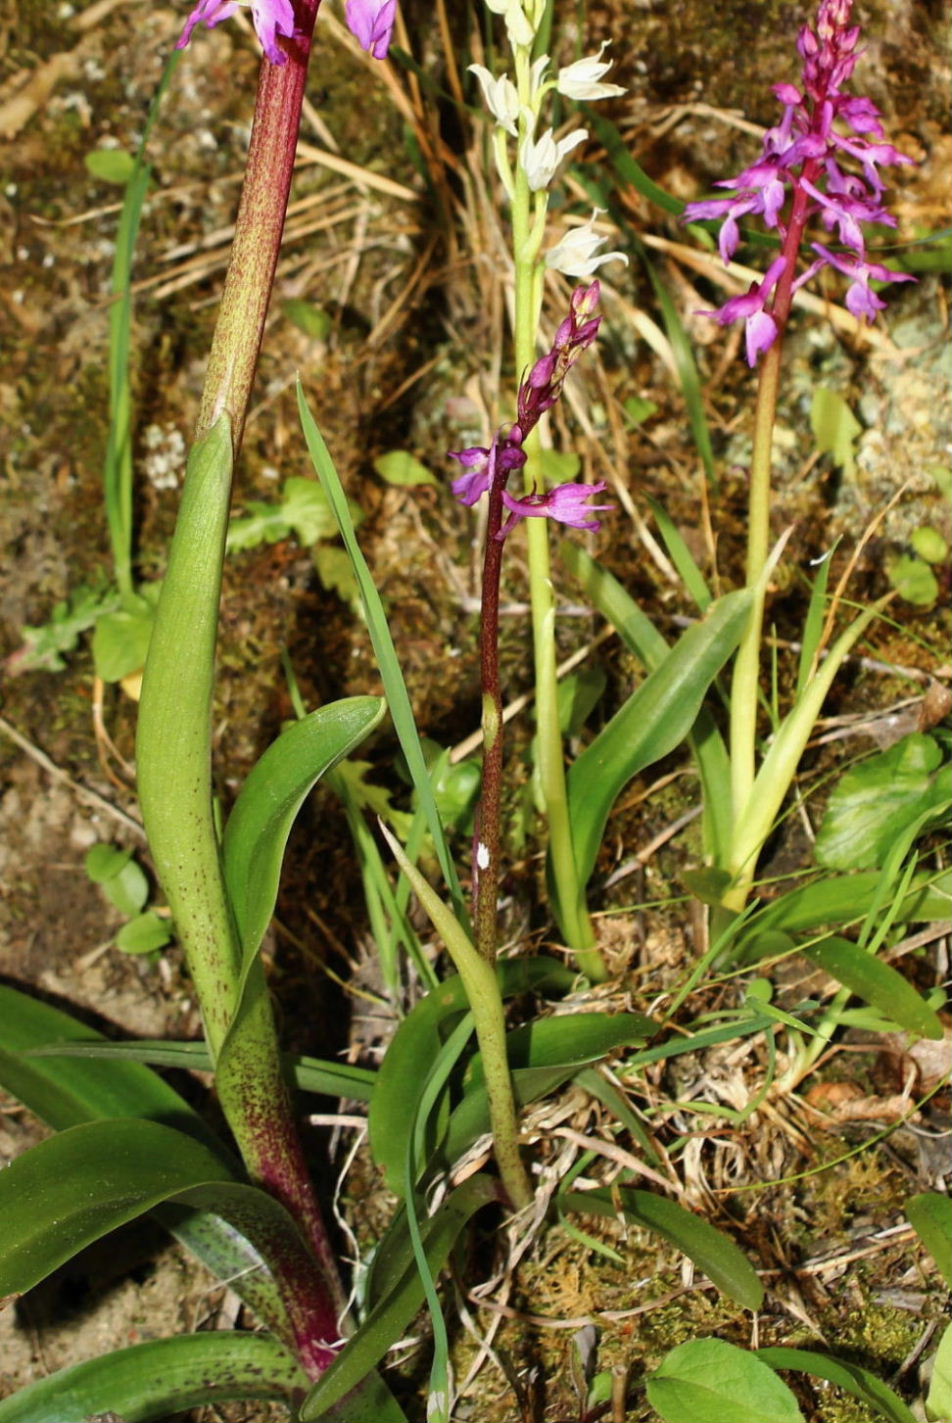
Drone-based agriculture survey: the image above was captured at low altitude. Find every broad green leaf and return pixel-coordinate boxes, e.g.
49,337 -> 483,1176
755,1347 -> 916,1423
0,1333 -> 306,1423
12,584 -> 120,674
560,1188 -> 763,1310
0,989 -> 293,1341
0,1118 -> 236,1295
567,589 -> 751,888
562,541 -> 733,865
911,526 -> 948,563
647,1339 -> 802,1423
373,450 -> 437,486
558,666 -> 607,737
92,592 -> 157,681
906,1192 -> 952,1287
315,543 -> 361,608
368,958 -> 575,1197
926,1322 -> 952,1423
0,1116 -> 329,1333
803,936 -> 944,1040
886,553 -> 939,605
811,386 -> 861,478
116,910 -> 173,954
463,1012 -> 655,1092
226,476 -> 340,551
103,856 -> 150,917
439,1015 -> 656,1174
300,1176 -> 498,1420
815,734 -> 949,870
222,697 -> 385,964
538,447 -> 581,484
85,147 -> 136,183
282,297 -> 332,339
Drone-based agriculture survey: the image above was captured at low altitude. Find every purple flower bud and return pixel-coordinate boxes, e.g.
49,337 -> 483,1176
344,0 -> 397,60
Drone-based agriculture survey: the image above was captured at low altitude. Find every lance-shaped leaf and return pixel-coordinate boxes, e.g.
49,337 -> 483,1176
755,1347 -> 917,1423
0,1333 -> 307,1423
0,1117 -> 321,1311
803,936 -> 944,1040
559,1186 -> 763,1309
369,958 -> 575,1198
223,696 -> 385,963
0,985 -> 292,1343
567,589 -> 751,888
906,1192 -> 952,1288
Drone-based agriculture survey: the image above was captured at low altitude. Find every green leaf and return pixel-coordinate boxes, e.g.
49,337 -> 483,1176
0,1118 -> 236,1295
298,381 -> 468,923
299,1176 -> 498,1420
373,450 -> 437,486
25,1033 -> 377,1102
369,958 -> 575,1197
736,870 -> 952,951
622,394 -> 659,426
282,297 -> 332,339
558,666 -> 607,737
755,1347 -> 917,1423
815,735 -> 949,870
567,589 -> 751,888
104,856 -> 150,917
647,1339 -> 803,1423
226,476 -> 340,551
538,447 -> 581,484
223,697 -> 385,962
0,1333 -> 306,1423
886,552 -> 939,606
11,584 -> 121,674
560,1188 -> 763,1310
647,495 -> 712,611
803,936 -> 944,1040
116,910 -> 173,954
911,526 -> 948,563
464,1012 -> 655,1092
811,386 -> 861,478
906,1192 -> 952,1288
561,541 -> 733,866
0,988 -> 293,1342
315,543 -> 361,609
91,590 -> 158,681
926,1322 -> 952,1423
84,147 -> 136,183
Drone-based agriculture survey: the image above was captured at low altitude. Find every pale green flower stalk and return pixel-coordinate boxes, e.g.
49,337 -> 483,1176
470,0 -> 626,979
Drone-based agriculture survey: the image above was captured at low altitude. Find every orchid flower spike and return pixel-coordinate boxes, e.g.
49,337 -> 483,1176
176,0 -> 295,66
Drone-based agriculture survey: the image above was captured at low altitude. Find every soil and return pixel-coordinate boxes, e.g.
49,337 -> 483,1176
0,1 -> 949,1421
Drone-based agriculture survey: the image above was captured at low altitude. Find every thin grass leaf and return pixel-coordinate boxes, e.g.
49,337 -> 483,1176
755,1348 -> 917,1423
795,547 -> 838,697
296,381 -> 468,926
646,496 -> 712,611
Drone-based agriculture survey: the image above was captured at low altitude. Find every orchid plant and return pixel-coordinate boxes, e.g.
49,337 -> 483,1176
0,2 -> 946,1422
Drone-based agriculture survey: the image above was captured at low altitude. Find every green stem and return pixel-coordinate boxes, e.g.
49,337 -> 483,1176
726,161 -> 821,906
382,826 -> 533,1211
512,169 -> 605,981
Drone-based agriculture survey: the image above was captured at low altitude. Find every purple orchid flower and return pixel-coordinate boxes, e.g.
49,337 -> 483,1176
448,284 -> 612,538
683,0 -> 914,363
500,481 -> 613,536
176,0 -> 295,66
177,0 -> 398,64
345,0 -> 397,59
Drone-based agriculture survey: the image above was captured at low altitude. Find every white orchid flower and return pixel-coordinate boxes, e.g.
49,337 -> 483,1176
545,211 -> 628,277
557,41 -> 626,101
519,127 -> 587,191
469,64 -> 521,135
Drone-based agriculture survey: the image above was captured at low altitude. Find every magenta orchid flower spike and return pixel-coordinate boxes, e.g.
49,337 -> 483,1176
449,282 -> 612,539
684,0 -> 914,364
177,0 -> 397,63
177,0 -> 295,65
